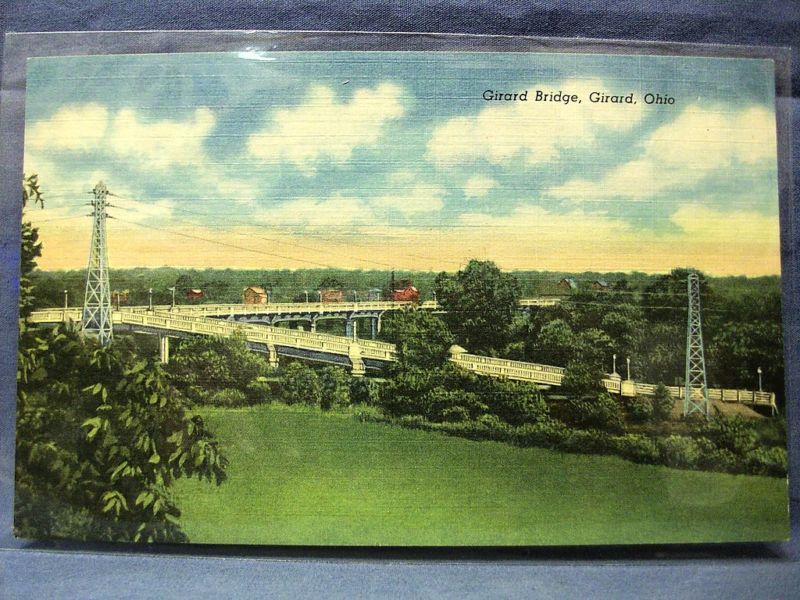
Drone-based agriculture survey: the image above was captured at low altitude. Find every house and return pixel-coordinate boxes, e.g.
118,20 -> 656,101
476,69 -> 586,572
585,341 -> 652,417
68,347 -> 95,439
319,288 -> 344,303
186,288 -> 204,301
591,280 -> 610,291
389,280 -> 419,302
243,286 -> 269,304
557,278 -> 578,292
367,288 -> 382,301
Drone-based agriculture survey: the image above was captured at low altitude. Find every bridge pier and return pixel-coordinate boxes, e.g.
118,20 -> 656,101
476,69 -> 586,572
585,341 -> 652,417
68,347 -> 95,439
159,334 -> 170,364
310,319 -> 317,333
370,317 -> 377,340
349,342 -> 365,377
346,318 -> 358,339
266,343 -> 279,369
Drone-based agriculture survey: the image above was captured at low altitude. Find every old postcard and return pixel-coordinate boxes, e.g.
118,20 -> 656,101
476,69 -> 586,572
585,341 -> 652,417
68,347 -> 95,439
15,47 -> 788,545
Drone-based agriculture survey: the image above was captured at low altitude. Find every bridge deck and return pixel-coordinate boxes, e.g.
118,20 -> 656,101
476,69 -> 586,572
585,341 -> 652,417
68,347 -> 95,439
29,308 -> 774,411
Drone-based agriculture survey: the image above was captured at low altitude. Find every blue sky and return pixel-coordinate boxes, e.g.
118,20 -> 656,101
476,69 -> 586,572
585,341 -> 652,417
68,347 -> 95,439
24,51 -> 780,274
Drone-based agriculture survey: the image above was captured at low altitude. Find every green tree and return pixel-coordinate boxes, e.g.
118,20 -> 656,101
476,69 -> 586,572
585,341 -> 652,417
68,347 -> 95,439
707,321 -> 783,393
16,175 -> 227,542
319,366 -> 351,410
380,310 -> 455,369
531,319 -> 578,367
561,359 -> 606,400
651,383 -> 675,422
280,362 -> 322,406
434,259 -> 521,354
168,333 -> 269,402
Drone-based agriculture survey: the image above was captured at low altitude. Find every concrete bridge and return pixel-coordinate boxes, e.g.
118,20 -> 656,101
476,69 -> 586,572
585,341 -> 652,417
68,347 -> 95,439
29,301 -> 775,413
447,348 -> 777,413
68,297 -> 562,339
29,308 -> 395,375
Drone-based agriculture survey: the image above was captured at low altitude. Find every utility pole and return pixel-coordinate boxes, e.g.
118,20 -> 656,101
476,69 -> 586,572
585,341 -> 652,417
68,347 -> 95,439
82,181 -> 113,346
684,272 -> 709,417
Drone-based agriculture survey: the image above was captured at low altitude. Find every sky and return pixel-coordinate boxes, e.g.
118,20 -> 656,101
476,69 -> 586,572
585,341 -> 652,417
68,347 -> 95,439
23,51 -> 781,275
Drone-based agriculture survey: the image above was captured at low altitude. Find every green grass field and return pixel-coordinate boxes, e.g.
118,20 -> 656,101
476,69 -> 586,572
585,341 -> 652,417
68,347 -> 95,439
174,404 -> 789,545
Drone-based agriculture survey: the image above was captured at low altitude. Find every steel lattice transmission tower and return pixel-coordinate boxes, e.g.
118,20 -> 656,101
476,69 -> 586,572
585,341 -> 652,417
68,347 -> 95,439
82,181 -> 113,346
684,271 -> 709,417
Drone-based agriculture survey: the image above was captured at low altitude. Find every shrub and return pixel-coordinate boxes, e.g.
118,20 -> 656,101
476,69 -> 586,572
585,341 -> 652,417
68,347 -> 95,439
350,377 -> 379,406
627,396 -> 653,423
658,435 -> 701,469
479,378 -> 549,426
440,406 -> 471,423
352,405 -> 387,423
379,367 -> 444,417
280,362 -> 322,406
168,333 -> 269,396
397,415 -> 428,429
513,419 -> 570,448
207,388 -> 248,408
424,387 -> 487,422
564,392 -> 625,434
610,434 -> 660,464
651,383 -> 675,422
559,428 -> 613,455
694,437 -> 741,473
245,377 -> 272,404
745,447 -> 788,477
319,366 -> 351,410
697,414 -> 758,456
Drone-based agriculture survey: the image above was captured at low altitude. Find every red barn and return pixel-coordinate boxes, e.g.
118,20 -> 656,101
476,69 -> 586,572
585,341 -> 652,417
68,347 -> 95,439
389,280 -> 419,302
186,288 -> 204,301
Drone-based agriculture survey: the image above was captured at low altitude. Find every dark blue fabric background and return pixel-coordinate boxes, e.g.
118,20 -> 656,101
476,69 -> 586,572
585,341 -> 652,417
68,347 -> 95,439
0,2 -> 799,598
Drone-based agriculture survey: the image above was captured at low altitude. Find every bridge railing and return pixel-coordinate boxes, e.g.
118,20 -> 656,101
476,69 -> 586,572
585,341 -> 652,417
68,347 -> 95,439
28,308 -> 82,323
28,309 -> 774,409
124,311 -> 397,362
450,352 -> 565,385
138,301 -> 416,316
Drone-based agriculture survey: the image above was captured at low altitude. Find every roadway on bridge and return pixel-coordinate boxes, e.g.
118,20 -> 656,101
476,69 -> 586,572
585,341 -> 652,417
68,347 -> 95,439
28,305 -> 775,412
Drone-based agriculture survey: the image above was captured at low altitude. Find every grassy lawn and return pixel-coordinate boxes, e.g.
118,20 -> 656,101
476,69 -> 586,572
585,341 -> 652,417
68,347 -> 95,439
174,404 -> 789,545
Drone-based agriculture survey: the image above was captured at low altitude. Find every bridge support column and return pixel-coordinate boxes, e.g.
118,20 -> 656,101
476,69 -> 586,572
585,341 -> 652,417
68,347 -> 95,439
159,335 -> 170,364
349,342 -> 365,377
370,317 -> 377,340
620,379 -> 636,397
346,318 -> 357,339
310,319 -> 317,333
266,343 -> 279,369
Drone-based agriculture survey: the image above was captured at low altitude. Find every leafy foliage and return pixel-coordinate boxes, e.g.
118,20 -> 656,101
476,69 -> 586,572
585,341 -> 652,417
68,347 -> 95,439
380,309 -> 454,369
167,333 -> 269,403
434,259 -> 521,354
279,362 -> 322,406
319,366 -> 351,410
651,383 -> 675,422
16,323 -> 228,542
563,392 -> 625,434
16,175 -> 227,542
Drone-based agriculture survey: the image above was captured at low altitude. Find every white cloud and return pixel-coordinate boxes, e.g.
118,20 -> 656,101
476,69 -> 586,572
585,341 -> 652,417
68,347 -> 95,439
447,200 -> 779,275
26,103 -> 109,152
246,82 -> 405,175
255,195 -> 372,228
108,107 -> 216,170
370,171 -> 445,215
427,78 -> 644,167
548,104 -> 777,200
463,175 -> 497,198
